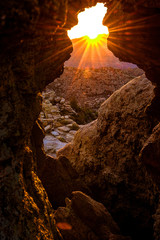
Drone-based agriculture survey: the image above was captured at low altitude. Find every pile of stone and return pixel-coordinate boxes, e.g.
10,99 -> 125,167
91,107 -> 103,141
40,90 -> 80,157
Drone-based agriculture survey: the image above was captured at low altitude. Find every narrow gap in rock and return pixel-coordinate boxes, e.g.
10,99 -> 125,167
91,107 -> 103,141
40,3 -> 144,158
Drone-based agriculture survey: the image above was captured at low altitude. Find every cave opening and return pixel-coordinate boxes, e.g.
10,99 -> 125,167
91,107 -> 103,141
40,3 -> 144,157
38,3 -> 156,240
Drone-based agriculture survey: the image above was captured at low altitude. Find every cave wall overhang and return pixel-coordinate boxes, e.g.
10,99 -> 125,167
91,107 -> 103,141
0,0 -> 160,239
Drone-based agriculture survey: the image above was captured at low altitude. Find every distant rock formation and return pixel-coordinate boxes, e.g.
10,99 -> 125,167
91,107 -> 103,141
48,67 -> 144,110
57,75 -> 159,239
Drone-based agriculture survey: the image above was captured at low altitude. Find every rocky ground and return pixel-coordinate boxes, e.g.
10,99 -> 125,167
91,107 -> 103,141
47,67 -> 144,110
40,66 -> 144,157
40,90 -> 80,157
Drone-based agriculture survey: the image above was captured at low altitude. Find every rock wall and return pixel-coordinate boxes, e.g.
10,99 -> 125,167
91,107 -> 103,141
1,0 -> 160,239
0,1 -> 72,239
103,0 -> 160,119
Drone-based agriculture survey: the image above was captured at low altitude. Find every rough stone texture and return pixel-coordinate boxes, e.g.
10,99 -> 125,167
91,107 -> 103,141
141,122 -> 160,185
154,200 -> 160,240
48,67 -> 144,110
55,191 -> 131,240
1,0 -> 160,239
38,155 -> 90,209
31,119 -> 90,210
57,75 -> 159,240
0,1 -> 72,239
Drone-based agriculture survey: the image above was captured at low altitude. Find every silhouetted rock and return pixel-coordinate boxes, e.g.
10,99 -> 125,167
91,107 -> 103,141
38,155 -> 90,209
55,191 -> 131,240
0,1 -> 72,239
154,200 -> 160,240
57,75 -> 159,239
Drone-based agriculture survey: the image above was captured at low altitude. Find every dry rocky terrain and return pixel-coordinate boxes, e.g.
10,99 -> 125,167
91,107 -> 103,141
48,67 -> 144,110
40,66 -> 144,156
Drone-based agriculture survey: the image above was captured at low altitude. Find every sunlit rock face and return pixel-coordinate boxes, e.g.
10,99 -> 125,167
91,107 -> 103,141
1,0 -> 160,239
57,75 -> 159,240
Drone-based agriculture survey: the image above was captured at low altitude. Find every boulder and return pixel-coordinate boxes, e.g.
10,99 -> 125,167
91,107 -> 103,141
55,191 -> 131,240
38,155 -> 90,209
57,75 -> 159,239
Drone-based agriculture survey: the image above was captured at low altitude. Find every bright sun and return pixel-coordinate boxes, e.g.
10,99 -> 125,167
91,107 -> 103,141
68,3 -> 108,40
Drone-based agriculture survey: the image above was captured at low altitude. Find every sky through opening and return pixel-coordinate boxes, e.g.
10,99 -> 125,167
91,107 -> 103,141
68,3 -> 108,40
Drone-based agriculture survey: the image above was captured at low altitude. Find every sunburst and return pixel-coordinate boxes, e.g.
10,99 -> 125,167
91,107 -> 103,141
68,3 -> 108,40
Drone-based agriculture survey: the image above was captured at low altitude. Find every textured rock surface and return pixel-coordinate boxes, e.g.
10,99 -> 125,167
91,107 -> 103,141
48,67 -> 144,110
141,122 -> 160,184
55,191 -> 131,240
154,200 -> 160,240
0,0 -> 72,239
38,155 -> 90,209
40,90 -> 79,156
57,75 -> 159,239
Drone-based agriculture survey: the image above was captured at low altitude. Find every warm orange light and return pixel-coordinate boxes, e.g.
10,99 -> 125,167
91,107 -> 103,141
68,3 -> 108,40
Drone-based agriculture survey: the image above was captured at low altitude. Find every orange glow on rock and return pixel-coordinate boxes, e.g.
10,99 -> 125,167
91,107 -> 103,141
56,222 -> 72,230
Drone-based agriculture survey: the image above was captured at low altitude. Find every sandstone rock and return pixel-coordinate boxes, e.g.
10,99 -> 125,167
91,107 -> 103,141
44,99 -> 50,105
69,130 -> 77,135
60,98 -> 65,104
43,135 -> 67,157
58,126 -> 70,133
66,124 -> 73,128
154,200 -> 160,240
55,191 -> 131,240
44,125 -> 52,132
47,113 -> 53,119
51,106 -> 60,113
140,122 -> 160,184
60,118 -> 74,125
51,131 -> 60,137
43,91 -> 56,103
57,136 -> 67,143
39,157 -> 90,208
48,67 -> 144,111
55,97 -> 61,103
57,75 -> 159,240
65,133 -> 75,142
